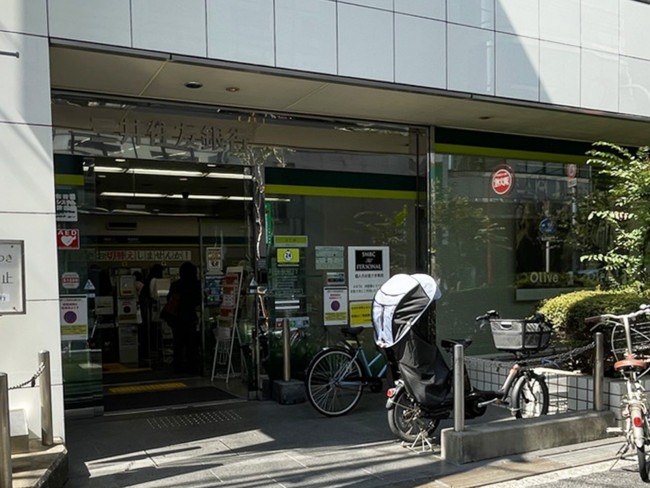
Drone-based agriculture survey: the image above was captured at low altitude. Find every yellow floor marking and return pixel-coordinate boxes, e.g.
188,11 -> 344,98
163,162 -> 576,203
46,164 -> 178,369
103,363 -> 152,374
108,382 -> 187,394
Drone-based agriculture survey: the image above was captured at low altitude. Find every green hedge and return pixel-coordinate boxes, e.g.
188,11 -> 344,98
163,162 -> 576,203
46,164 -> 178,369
538,289 -> 650,348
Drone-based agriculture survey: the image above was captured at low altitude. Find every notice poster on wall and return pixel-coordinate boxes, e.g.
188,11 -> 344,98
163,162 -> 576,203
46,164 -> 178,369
323,287 -> 348,326
60,295 -> 88,341
0,240 -> 25,315
347,246 -> 390,301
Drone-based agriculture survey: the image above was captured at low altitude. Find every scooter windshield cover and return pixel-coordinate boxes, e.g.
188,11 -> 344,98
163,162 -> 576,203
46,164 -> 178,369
372,273 -> 441,348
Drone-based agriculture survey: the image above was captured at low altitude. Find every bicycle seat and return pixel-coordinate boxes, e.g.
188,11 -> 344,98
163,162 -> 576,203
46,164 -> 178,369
441,338 -> 472,350
614,355 -> 648,372
341,327 -> 365,338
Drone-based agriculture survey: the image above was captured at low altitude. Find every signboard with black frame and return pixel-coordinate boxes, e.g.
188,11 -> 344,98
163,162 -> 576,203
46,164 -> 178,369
0,240 -> 25,314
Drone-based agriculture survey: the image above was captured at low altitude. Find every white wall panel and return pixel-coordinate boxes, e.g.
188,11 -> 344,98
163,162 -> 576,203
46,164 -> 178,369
496,33 -> 538,101
341,0 -> 393,10
338,4 -> 393,82
539,0 -> 580,46
0,32 -> 51,126
1,301 -> 63,440
581,0 -> 619,54
620,0 -> 650,60
395,0 -> 445,20
276,0 -> 337,73
447,24 -> 494,95
395,14 -> 445,88
0,123 -> 54,215
496,0 -> 539,38
208,0 -> 275,66
581,49 -> 619,112
540,41 -> 580,106
132,0 -> 207,57
48,0 -> 131,47
0,213 -> 58,301
620,56 -> 650,117
447,0 -> 494,29
0,0 -> 47,35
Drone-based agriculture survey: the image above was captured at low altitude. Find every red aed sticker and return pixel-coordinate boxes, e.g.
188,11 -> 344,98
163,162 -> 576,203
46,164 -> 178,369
57,229 -> 80,250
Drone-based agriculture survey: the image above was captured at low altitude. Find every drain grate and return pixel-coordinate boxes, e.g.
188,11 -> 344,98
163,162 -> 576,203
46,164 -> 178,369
147,409 -> 243,429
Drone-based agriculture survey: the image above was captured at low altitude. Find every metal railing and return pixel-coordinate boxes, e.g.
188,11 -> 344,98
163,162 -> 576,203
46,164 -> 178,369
0,350 -> 53,488
454,332 -> 606,431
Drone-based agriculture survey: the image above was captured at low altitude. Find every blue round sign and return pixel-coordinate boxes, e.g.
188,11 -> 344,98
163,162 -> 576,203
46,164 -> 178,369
539,218 -> 557,235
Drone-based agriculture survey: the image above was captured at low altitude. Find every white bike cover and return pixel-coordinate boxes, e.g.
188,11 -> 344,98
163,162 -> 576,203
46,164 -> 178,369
372,273 -> 441,348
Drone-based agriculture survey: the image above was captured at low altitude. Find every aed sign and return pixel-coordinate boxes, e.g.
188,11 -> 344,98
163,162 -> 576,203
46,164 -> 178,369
491,166 -> 515,196
57,229 -> 80,250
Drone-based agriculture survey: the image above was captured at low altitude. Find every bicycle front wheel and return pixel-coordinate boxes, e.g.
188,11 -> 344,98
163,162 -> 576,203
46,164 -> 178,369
305,348 -> 363,417
511,371 -> 549,418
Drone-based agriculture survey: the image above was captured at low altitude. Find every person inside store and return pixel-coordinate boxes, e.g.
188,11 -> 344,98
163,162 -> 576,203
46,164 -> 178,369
164,262 -> 202,374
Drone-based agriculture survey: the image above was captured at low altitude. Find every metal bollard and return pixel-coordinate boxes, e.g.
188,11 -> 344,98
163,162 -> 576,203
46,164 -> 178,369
593,332 -> 604,411
39,351 -> 53,446
0,373 -> 12,488
453,344 -> 465,432
282,319 -> 290,382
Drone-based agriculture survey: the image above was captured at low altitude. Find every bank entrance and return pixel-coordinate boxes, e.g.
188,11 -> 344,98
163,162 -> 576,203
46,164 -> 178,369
52,95 -> 427,412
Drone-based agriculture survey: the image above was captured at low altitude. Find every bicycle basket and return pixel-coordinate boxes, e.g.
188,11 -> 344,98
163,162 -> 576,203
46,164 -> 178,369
490,319 -> 552,353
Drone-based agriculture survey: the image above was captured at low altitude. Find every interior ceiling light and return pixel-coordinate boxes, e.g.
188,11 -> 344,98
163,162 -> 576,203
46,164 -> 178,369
225,86 -> 240,92
93,165 -> 252,179
184,81 -> 203,89
99,191 -> 290,202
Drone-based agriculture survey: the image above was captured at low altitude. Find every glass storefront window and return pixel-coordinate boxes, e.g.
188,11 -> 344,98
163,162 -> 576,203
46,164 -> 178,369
52,95 -> 427,393
432,153 -> 592,354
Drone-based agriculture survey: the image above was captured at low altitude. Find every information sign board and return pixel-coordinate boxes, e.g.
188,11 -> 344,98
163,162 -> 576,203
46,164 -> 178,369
0,240 -> 25,314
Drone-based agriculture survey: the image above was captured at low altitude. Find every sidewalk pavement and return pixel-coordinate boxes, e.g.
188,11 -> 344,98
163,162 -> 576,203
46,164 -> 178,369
60,389 -> 627,488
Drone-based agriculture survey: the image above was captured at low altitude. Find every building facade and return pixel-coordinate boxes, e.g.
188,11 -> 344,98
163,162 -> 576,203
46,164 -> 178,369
3,0 -> 650,442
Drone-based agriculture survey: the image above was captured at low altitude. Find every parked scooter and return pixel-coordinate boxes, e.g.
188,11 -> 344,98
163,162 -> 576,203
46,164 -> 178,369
372,273 -> 550,444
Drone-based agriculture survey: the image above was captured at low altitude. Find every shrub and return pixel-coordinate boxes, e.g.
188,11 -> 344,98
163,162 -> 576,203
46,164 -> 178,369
538,289 -> 650,348
537,289 -> 650,374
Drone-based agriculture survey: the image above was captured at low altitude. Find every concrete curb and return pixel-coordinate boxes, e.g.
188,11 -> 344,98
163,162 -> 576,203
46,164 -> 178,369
441,410 -> 615,464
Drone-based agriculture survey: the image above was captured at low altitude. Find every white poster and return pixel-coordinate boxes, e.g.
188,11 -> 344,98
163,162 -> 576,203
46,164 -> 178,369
60,295 -> 88,341
323,287 -> 348,326
347,246 -> 390,301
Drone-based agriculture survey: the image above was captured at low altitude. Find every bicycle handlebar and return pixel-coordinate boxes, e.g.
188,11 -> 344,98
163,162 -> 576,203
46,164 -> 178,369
585,304 -> 650,328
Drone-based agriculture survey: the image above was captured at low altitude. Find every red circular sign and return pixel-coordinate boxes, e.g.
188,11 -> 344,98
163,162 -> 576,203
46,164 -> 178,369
491,167 -> 514,196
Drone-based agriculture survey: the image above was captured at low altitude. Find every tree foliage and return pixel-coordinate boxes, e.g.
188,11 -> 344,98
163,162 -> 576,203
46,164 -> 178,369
580,142 -> 650,288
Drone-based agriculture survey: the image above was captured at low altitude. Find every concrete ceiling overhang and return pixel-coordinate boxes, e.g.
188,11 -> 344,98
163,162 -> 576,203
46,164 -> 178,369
49,43 -> 650,147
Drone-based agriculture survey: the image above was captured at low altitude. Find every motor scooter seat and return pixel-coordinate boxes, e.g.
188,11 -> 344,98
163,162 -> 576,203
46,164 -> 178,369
441,338 -> 472,351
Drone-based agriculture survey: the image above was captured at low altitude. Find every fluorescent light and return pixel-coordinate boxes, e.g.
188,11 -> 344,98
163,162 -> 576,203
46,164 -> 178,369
100,192 -> 168,198
126,168 -> 205,177
205,172 -> 253,180
94,166 -> 126,174
93,166 -> 251,180
99,192 -> 290,202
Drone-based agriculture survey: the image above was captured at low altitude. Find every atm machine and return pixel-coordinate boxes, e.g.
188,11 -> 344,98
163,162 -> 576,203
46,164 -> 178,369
117,274 -> 139,366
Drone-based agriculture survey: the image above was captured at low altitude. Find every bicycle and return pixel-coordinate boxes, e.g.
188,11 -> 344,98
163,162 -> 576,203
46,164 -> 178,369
383,311 -> 551,444
586,305 -> 650,482
305,326 -> 387,416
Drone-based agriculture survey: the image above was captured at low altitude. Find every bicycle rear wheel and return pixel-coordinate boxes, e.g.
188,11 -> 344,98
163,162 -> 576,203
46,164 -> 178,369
511,371 -> 549,418
305,348 -> 363,417
387,389 -> 440,442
